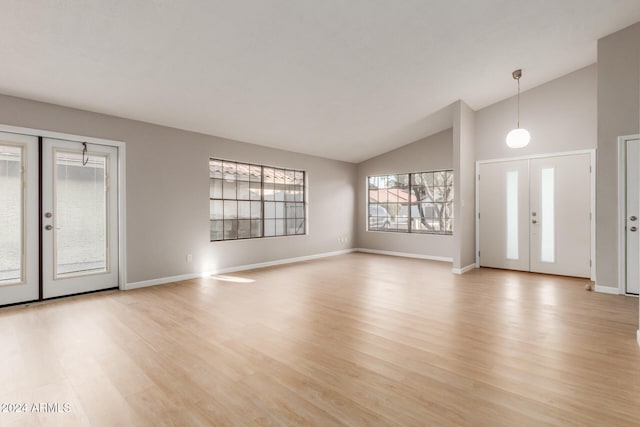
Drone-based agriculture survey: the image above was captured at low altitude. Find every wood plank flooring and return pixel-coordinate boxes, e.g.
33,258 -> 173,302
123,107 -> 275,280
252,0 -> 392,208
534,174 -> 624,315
1,253 -> 639,426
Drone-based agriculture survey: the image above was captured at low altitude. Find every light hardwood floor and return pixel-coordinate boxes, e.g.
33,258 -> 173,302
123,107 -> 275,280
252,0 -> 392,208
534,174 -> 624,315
1,253 -> 639,426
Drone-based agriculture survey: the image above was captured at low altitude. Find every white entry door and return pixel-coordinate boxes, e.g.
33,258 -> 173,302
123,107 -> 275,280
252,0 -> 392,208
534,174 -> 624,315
479,153 -> 591,278
42,138 -> 119,298
0,132 -> 39,305
478,160 -> 530,271
529,154 -> 591,277
625,138 -> 640,295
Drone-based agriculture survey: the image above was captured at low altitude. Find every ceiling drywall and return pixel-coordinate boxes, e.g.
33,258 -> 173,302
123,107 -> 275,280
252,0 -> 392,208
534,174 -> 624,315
1,1 -> 639,163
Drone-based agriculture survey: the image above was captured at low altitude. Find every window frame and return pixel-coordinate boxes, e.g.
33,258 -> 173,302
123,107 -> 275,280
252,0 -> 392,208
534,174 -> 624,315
367,169 -> 453,235
209,158 -> 306,242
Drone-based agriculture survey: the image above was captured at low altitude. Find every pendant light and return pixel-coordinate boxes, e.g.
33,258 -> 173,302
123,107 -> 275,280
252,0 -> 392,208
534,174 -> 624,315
506,69 -> 530,148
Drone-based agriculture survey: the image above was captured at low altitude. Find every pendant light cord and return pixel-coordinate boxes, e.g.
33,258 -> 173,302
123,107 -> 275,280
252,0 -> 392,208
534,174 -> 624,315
516,77 -> 520,128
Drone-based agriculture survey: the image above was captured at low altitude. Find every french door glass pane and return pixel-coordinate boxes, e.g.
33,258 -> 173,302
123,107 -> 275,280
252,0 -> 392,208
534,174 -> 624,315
0,145 -> 23,283
55,151 -> 108,277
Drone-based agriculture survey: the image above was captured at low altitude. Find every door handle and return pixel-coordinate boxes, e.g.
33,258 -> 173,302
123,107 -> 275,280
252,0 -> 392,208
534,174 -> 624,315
532,220 -> 537,224
45,225 -> 53,231
631,226 -> 638,232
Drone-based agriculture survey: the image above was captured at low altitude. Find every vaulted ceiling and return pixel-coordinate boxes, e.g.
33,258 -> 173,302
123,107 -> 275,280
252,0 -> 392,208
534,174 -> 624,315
1,1 -> 639,162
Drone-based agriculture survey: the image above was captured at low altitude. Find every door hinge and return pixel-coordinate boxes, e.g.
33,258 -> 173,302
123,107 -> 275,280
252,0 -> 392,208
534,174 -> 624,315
478,251 -> 481,257
478,213 -> 480,219
590,260 -> 592,267
477,174 -> 480,181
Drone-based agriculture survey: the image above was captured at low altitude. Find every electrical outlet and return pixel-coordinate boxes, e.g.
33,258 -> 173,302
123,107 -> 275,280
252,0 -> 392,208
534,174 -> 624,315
186,254 -> 193,263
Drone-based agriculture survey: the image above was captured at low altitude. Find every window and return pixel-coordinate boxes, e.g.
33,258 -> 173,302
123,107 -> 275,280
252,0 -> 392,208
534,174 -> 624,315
368,170 -> 453,235
209,159 -> 305,241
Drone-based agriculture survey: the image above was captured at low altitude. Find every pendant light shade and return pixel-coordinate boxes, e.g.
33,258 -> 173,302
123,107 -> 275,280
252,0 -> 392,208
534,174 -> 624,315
506,128 -> 531,148
506,69 -> 530,149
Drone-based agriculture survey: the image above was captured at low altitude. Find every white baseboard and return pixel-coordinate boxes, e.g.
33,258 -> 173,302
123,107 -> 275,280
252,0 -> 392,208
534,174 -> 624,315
125,272 -> 202,290
354,248 -> 452,263
205,249 -> 356,276
125,249 -> 356,290
594,285 -> 621,295
452,263 -> 476,275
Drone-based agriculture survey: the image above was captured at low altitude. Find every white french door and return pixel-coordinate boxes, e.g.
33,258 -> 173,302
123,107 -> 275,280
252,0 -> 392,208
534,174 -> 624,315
0,134 -> 119,306
0,132 -> 39,305
42,138 -> 119,298
479,153 -> 592,278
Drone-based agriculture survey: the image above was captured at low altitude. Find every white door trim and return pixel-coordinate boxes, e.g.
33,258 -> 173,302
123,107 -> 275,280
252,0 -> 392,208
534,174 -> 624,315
617,134 -> 640,295
475,149 -> 596,281
0,124 -> 127,292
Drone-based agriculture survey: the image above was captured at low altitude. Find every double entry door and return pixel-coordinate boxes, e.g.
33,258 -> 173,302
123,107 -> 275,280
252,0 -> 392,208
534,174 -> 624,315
479,153 -> 591,278
0,131 -> 119,306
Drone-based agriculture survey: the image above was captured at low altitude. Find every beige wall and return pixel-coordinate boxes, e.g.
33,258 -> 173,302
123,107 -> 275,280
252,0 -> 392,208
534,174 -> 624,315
475,65 -> 597,161
355,129 -> 454,259
597,22 -> 640,290
0,94 -> 357,284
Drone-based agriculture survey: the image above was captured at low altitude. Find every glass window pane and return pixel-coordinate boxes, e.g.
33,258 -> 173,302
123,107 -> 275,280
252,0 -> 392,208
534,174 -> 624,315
251,220 -> 262,238
210,178 -> 222,199
285,185 -> 293,201
237,181 -> 250,200
286,218 -> 297,235
223,179 -> 236,199
238,220 -> 251,239
275,219 -> 285,236
250,165 -> 262,182
223,220 -> 237,239
274,169 -> 285,185
295,219 -> 305,235
0,144 -> 23,283
210,200 -> 223,220
425,172 -> 434,186
264,219 -> 275,237
209,159 -> 222,179
223,161 -> 236,180
264,202 -> 275,219
237,163 -> 250,181
250,201 -> 261,219
263,182 -> 274,201
223,200 -> 237,219
55,151 -> 107,277
285,170 -> 294,185
274,183 -> 285,201
238,201 -> 250,219
275,202 -> 285,218
295,171 -> 304,185
263,167 -> 274,183
210,220 -> 223,241
250,181 -> 262,200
